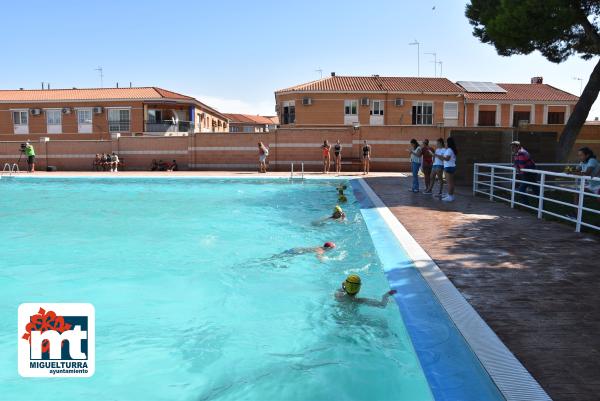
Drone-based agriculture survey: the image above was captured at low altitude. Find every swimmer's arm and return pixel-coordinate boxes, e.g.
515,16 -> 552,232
356,290 -> 397,308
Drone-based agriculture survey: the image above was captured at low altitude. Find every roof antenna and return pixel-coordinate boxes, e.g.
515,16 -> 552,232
94,66 -> 104,88
315,67 -> 323,79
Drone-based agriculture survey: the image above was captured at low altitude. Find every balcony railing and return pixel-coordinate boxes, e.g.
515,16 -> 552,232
108,121 -> 131,132
145,120 -> 194,134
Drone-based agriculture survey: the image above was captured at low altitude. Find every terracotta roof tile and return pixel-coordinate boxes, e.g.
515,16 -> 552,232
0,87 -> 194,102
463,83 -> 578,102
275,76 -> 462,94
223,113 -> 274,124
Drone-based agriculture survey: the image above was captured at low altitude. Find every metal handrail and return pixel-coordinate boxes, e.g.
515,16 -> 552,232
474,163 -> 600,233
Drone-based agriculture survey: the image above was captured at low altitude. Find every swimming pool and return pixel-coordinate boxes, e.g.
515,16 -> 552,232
0,177 -> 507,400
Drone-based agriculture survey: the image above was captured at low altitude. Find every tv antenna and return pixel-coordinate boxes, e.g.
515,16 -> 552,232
425,52 -> 437,77
315,67 -> 323,79
95,66 -> 104,88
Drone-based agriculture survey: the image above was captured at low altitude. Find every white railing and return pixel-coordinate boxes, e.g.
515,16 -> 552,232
473,163 -> 600,232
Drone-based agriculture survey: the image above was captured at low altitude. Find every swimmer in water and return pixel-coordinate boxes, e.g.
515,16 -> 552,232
335,274 -> 397,307
312,206 -> 346,226
331,205 -> 346,219
270,242 -> 337,262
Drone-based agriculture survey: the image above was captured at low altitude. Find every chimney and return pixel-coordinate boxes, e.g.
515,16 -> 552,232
531,76 -> 543,84
116,82 -> 119,88
48,83 -> 50,90
129,82 -> 132,88
41,82 -> 44,90
19,88 -> 23,90
331,72 -> 336,77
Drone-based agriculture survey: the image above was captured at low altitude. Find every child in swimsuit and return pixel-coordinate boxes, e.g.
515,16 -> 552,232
334,140 -> 342,174
322,140 -> 331,174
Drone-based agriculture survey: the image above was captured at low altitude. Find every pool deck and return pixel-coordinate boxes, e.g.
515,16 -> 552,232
363,175 -> 600,401
5,170 -> 599,400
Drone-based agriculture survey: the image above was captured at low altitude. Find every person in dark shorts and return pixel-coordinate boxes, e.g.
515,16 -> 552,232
24,142 -> 35,173
333,140 -> 342,174
362,140 -> 371,175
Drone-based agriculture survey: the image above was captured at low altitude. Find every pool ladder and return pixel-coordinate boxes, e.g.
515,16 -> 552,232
1,163 -> 19,176
290,162 -> 304,182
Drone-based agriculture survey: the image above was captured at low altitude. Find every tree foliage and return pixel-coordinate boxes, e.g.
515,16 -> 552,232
466,0 -> 600,161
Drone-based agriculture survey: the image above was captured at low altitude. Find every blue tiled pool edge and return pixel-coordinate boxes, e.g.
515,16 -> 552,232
352,179 -> 551,401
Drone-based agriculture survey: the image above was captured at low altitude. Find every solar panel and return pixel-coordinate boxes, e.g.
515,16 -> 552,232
457,81 -> 507,93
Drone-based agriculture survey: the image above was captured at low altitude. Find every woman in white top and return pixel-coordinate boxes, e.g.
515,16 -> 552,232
436,137 -> 457,202
425,138 -> 445,196
407,138 -> 422,192
258,142 -> 269,173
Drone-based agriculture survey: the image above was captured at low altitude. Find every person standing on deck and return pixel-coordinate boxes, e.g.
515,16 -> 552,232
24,142 -> 35,173
258,142 -> 269,173
362,140 -> 371,175
334,140 -> 342,174
407,139 -> 422,192
321,140 -> 331,174
420,139 -> 434,192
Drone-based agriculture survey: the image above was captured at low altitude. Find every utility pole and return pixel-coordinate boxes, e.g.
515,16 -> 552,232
425,52 -> 437,77
95,66 -> 104,88
408,40 -> 420,77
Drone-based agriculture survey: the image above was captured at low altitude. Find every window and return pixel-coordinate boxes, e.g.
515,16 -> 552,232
12,110 -> 28,125
344,100 -> 358,115
547,112 -> 565,124
243,126 -> 254,133
148,109 -> 162,123
46,109 -> 61,125
77,109 -> 93,133
282,101 -> 295,124
513,111 -> 530,127
230,126 -> 240,132
370,100 -> 384,116
443,102 -> 459,119
108,108 -> 131,132
412,102 -> 433,125
478,111 -> 496,126
77,109 -> 92,124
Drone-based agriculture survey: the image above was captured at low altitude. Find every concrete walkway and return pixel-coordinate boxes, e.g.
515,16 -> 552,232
365,176 -> 600,401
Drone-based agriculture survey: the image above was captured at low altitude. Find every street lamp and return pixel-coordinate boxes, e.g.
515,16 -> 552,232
39,137 -> 50,171
408,40 -> 420,77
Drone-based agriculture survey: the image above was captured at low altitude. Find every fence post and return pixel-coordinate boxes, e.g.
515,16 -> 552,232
576,177 -> 586,233
473,164 -> 478,195
510,167 -> 516,208
489,166 -> 495,200
537,172 -> 545,219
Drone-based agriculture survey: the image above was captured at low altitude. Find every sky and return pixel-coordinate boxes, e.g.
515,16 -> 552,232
1,0 -> 597,118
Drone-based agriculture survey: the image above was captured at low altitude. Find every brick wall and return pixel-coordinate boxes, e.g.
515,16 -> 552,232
0,124 -> 598,173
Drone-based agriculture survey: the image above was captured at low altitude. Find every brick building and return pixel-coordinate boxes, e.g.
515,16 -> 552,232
222,113 -> 275,133
0,87 -> 228,141
274,74 -> 578,129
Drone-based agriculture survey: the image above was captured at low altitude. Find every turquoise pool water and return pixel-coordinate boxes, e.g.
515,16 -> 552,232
0,178 -> 434,401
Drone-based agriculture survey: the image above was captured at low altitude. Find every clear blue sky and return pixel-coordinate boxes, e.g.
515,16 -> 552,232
1,0 -> 597,117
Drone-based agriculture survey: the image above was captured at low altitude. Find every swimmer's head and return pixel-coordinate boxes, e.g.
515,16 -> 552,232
338,194 -> 347,202
332,205 -> 344,219
342,274 -> 361,296
323,241 -> 336,249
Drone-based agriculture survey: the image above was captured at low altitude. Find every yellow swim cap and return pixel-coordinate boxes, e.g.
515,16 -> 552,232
334,205 -> 343,213
343,274 -> 361,296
